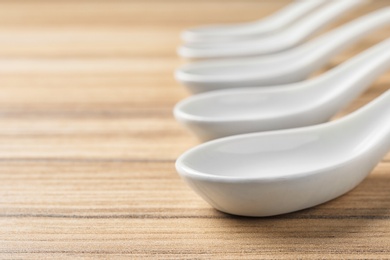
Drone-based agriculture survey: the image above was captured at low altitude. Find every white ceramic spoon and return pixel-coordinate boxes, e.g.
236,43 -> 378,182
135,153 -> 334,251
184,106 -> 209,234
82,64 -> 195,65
176,6 -> 390,93
176,90 -> 390,217
179,0 -> 365,59
182,0 -> 327,44
175,37 -> 390,141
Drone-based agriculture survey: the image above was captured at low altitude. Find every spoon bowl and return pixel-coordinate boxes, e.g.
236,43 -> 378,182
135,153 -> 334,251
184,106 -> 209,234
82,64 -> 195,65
176,91 -> 390,216
177,6 -> 390,93
175,37 -> 390,140
179,0 -> 365,59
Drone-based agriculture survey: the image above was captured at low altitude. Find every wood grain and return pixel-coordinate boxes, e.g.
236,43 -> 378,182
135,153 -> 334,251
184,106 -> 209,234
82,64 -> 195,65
1,0 -> 390,259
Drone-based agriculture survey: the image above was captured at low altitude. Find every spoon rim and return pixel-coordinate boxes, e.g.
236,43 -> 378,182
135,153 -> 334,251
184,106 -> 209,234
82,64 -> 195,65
174,86 -> 307,122
176,122 -> 360,183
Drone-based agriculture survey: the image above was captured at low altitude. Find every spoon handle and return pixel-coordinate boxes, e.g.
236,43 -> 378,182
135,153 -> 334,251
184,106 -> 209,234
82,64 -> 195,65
254,0 -> 327,32
304,6 -> 390,73
287,0 -> 366,42
311,37 -> 390,118
182,0 -> 328,43
340,89 -> 390,165
179,0 -> 365,59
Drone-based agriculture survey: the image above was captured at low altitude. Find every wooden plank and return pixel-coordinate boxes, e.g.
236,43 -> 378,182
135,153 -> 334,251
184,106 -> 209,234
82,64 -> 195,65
2,162 -> 390,259
0,0 -> 390,258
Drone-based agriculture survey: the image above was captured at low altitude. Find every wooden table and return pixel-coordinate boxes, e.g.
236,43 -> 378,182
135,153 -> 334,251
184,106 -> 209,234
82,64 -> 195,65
1,0 -> 390,258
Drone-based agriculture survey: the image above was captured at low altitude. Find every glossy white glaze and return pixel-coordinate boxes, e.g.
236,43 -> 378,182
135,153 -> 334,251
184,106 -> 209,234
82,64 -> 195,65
182,0 -> 327,44
176,6 -> 390,93
175,37 -> 390,141
176,91 -> 390,216
179,0 -> 365,59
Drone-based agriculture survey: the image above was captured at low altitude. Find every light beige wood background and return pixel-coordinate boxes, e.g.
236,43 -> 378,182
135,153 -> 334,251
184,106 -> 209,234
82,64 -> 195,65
1,0 -> 390,258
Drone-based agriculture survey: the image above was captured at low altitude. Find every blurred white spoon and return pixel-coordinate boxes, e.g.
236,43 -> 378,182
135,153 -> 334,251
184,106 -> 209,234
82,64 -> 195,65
182,0 -> 327,44
179,0 -> 365,59
176,6 -> 390,93
176,89 -> 390,217
175,37 -> 390,141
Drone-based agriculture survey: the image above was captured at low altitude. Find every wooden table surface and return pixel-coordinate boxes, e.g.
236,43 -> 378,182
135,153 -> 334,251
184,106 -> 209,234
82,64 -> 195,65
1,0 -> 390,258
